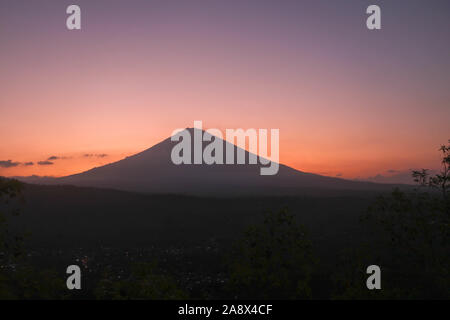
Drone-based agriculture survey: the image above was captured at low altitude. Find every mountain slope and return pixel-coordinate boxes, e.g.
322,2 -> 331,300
44,128 -> 395,195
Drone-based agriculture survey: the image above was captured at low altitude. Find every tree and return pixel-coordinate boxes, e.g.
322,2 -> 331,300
360,140 -> 450,298
412,139 -> 450,198
0,178 -> 24,266
0,178 -> 67,299
227,208 -> 314,299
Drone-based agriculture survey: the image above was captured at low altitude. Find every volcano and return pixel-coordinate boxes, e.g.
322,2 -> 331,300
37,129 -> 395,195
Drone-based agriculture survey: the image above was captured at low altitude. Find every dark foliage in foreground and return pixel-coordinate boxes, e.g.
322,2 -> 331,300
0,141 -> 448,299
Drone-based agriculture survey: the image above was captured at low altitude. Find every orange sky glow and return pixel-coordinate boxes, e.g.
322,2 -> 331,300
0,1 -> 449,181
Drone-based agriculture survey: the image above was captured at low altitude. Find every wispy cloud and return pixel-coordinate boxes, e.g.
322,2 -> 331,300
387,169 -> 399,173
23,162 -> 34,166
0,160 -> 21,168
38,161 -> 54,166
359,169 -> 438,185
47,155 -> 70,161
83,153 -> 108,158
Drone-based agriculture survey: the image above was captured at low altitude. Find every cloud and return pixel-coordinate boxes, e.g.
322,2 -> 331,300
47,155 -> 70,160
336,173 -> 343,177
84,153 -> 108,158
38,161 -> 54,166
0,160 -> 21,168
23,162 -> 34,166
362,168 -> 442,185
362,169 -> 438,185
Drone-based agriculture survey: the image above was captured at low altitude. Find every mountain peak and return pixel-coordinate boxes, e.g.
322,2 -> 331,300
47,130 -> 394,195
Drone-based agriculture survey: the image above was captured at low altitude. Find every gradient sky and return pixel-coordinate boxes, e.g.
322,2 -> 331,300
1,0 -> 449,181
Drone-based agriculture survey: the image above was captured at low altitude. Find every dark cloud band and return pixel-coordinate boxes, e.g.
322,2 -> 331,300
84,153 -> 108,158
0,160 -> 21,168
38,161 -> 54,166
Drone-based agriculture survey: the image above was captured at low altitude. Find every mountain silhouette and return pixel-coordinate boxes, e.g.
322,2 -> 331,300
28,128 -> 397,195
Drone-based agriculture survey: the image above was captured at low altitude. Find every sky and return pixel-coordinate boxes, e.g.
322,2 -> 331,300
0,0 -> 449,182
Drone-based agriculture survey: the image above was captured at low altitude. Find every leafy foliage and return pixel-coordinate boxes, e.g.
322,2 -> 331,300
412,139 -> 450,197
361,189 -> 449,298
334,140 -> 450,299
0,178 -> 67,299
228,208 -> 314,299
0,178 -> 24,263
